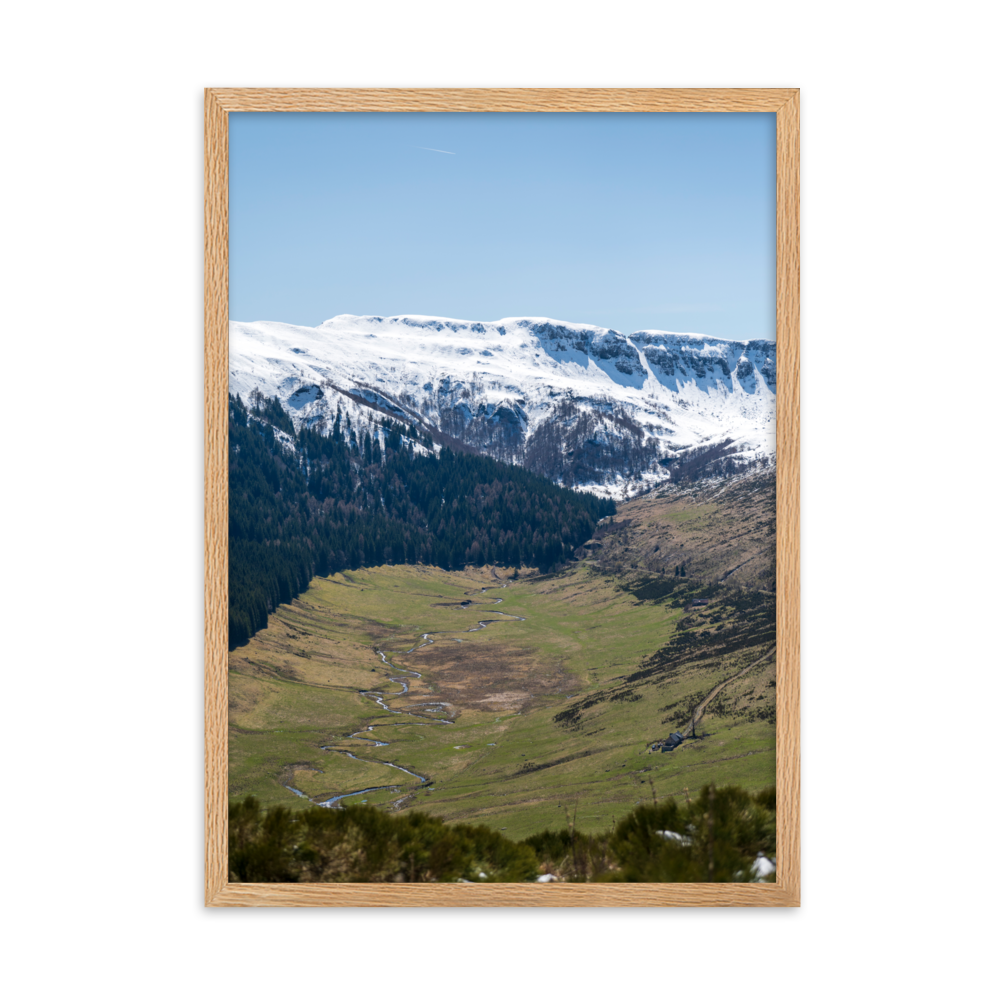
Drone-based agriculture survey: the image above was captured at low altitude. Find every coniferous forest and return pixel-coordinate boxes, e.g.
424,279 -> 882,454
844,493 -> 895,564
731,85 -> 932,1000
229,392 -> 615,649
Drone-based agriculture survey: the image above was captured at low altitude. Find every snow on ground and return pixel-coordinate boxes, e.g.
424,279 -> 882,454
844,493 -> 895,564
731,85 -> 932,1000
229,313 -> 776,500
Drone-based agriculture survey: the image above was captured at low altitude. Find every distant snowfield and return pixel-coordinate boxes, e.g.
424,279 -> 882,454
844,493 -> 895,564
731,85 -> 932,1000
230,314 -> 776,501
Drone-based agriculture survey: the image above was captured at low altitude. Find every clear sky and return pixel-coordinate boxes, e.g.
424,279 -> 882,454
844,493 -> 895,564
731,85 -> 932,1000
230,112 -> 776,340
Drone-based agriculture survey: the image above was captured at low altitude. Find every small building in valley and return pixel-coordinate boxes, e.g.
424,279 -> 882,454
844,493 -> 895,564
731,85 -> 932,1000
649,732 -> 686,753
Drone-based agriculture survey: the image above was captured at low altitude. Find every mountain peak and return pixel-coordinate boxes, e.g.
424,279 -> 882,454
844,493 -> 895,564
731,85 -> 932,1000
230,312 -> 776,499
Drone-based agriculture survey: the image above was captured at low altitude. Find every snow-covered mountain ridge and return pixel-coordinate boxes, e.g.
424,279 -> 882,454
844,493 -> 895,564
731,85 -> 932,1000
230,314 -> 776,500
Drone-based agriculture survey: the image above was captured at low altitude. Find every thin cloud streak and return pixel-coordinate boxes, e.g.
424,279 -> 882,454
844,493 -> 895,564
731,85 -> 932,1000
653,305 -> 726,313
416,146 -> 456,155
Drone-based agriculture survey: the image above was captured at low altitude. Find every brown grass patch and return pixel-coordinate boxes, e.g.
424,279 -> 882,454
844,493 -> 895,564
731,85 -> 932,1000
279,763 -> 323,786
229,649 -> 305,683
396,640 -> 577,713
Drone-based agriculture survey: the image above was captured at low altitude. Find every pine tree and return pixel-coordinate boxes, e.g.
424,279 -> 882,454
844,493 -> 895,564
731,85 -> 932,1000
227,392 -> 615,649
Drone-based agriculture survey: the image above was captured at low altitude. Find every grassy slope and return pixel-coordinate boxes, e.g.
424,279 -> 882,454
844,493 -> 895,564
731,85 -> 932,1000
229,470 -> 777,839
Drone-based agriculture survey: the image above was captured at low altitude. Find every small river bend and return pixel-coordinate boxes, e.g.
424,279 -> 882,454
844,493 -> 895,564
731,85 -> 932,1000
284,583 -> 524,808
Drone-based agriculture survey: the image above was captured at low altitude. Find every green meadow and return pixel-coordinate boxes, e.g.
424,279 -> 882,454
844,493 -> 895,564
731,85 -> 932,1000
229,477 -> 777,839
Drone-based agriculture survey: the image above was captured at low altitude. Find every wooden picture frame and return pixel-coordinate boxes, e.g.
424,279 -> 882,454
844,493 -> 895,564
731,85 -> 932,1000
205,87 -> 800,907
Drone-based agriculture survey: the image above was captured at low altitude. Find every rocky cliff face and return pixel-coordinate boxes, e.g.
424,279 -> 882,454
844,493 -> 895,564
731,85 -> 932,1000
230,314 -> 776,499
630,332 -> 777,394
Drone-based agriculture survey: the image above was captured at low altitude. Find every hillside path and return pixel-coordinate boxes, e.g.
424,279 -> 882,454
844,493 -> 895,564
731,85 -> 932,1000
682,644 -> 776,737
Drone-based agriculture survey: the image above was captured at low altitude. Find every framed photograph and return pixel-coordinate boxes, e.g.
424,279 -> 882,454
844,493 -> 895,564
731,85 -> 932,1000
205,88 -> 799,907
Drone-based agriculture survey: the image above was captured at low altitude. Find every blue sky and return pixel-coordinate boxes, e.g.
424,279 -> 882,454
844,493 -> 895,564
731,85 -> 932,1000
230,112 -> 776,340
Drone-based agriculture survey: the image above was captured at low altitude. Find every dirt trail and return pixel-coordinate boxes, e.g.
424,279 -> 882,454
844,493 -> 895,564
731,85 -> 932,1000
682,645 -> 776,737
716,555 -> 756,583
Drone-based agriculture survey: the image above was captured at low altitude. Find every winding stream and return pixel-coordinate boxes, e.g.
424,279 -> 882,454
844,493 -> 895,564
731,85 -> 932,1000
287,583 -> 525,808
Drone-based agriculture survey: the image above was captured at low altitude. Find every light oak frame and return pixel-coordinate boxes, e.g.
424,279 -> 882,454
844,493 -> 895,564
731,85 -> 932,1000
205,88 -> 800,907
